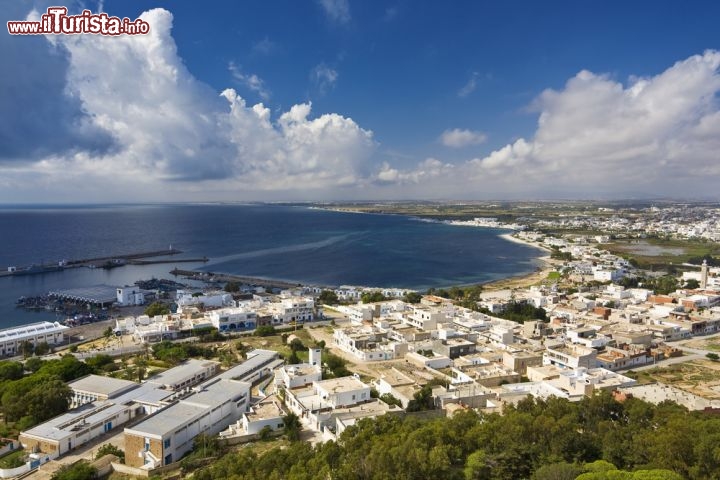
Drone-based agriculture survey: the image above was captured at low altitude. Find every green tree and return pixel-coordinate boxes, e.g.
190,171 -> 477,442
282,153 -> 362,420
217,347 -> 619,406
135,357 -> 148,381
38,354 -> 93,381
286,351 -> 301,365
464,450 -> 491,480
144,301 -> 171,317
95,443 -> 125,462
403,291 -> 423,304
360,291 -> 387,303
224,281 -> 240,293
322,352 -> 351,378
318,290 -> 339,305
289,338 -> 306,352
532,462 -> 583,480
684,279 -> 700,289
282,412 -> 302,441
2,374 -> 71,424
407,384 -> 435,412
379,393 -> 403,408
706,353 -> 719,361
33,341 -> 51,356
85,354 -> 114,371
0,361 -> 24,381
20,340 -> 34,358
254,325 -> 276,337
51,460 -> 97,480
24,356 -> 44,373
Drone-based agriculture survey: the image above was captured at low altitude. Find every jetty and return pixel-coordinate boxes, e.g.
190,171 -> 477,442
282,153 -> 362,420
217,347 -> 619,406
169,269 -> 302,290
1,247 -> 195,278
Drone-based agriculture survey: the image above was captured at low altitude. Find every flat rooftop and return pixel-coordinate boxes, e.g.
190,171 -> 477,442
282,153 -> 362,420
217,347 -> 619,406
145,359 -> 217,389
49,285 -> 119,304
69,375 -> 138,397
22,401 -> 130,442
315,376 -> 368,394
378,368 -> 414,387
246,395 -> 286,421
127,379 -> 249,436
112,381 -> 176,406
285,364 -> 320,377
218,349 -> 281,382
0,321 -> 68,339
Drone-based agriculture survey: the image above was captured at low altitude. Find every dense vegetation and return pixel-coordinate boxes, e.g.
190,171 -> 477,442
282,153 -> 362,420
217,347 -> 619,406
191,392 -> 720,480
618,275 -> 679,295
151,340 -> 215,365
50,460 -> 96,480
361,291 -> 388,303
478,300 -> 548,323
318,290 -> 340,305
0,356 -> 92,430
144,301 -> 171,317
426,285 -> 484,310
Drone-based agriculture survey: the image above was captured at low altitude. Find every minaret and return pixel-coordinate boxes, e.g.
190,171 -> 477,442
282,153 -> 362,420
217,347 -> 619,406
701,259 -> 708,289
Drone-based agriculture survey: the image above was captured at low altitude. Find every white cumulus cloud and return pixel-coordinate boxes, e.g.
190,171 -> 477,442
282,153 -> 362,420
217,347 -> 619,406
440,128 -> 487,148
1,8 -> 376,199
467,50 -> 720,196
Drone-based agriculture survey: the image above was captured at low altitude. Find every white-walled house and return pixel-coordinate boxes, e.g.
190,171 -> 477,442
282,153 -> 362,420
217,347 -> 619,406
116,286 -> 145,306
205,308 -> 257,332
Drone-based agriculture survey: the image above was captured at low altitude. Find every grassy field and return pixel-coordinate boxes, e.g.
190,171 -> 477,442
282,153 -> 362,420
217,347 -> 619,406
317,201 -> 621,223
605,238 -> 720,269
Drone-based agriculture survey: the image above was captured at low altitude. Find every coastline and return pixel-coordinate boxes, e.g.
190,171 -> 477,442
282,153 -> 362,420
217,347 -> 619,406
497,232 -> 553,253
482,233 -> 558,291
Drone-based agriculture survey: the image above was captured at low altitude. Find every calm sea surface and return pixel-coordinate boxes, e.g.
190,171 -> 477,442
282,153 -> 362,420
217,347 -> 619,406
0,204 -> 543,328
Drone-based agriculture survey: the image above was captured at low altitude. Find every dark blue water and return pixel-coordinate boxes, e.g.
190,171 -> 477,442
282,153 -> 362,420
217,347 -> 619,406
0,204 -> 542,328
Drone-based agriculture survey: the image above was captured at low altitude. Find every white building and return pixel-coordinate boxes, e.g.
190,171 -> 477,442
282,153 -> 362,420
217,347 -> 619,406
206,307 -> 257,332
0,321 -> 69,356
116,286 -> 145,306
238,394 -> 287,435
285,376 -> 373,419
125,377 -> 251,468
334,326 -> 407,362
176,290 -> 234,309
68,375 -> 138,408
544,344 -> 597,369
405,305 -> 446,330
271,297 -> 315,324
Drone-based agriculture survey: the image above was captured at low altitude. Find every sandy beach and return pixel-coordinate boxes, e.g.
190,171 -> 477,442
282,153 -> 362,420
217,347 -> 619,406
498,232 -> 553,253
483,233 -> 559,291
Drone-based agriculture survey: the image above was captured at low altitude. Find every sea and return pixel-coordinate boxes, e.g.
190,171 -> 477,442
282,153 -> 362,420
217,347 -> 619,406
0,204 -> 544,329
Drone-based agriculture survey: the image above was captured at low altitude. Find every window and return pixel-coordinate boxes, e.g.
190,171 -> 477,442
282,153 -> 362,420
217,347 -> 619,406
164,438 -> 171,448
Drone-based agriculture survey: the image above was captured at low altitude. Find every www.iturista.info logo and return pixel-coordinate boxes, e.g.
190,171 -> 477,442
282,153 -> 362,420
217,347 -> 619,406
7,6 -> 150,35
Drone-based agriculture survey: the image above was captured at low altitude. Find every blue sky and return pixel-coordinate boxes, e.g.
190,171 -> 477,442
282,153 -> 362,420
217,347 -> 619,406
2,0 -> 720,202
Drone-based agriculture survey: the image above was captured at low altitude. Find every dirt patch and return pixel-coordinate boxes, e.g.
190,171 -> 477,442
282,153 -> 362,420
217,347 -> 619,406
632,360 -> 720,400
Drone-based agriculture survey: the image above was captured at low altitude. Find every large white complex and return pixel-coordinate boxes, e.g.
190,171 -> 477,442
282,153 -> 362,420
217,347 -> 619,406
124,377 -> 251,468
0,321 -> 68,356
